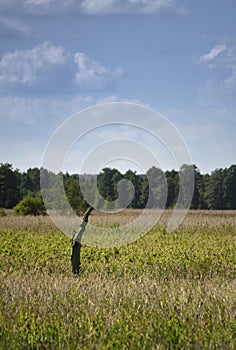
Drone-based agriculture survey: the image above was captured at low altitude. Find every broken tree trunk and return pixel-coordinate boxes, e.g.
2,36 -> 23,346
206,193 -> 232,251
71,206 -> 94,275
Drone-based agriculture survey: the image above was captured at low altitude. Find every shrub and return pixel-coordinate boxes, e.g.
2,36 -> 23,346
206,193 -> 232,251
0,208 -> 7,217
13,196 -> 46,216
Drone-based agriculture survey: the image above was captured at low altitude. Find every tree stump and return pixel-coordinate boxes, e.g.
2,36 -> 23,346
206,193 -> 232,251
71,206 -> 93,274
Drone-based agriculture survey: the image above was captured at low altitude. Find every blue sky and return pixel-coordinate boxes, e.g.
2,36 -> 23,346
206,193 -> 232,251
0,0 -> 236,174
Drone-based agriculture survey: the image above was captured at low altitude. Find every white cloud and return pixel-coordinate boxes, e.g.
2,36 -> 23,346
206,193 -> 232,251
198,41 -> 236,100
74,52 -> 123,90
198,44 -> 226,64
80,0 -> 185,15
0,42 -> 69,89
0,0 -> 186,16
74,52 -> 109,83
0,42 -> 122,94
0,16 -> 32,38
97,96 -> 148,106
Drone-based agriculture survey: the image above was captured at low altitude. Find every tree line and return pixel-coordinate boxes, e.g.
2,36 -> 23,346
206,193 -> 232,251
0,163 -> 236,213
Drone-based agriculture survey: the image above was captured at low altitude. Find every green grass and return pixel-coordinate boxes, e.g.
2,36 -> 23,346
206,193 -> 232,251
0,212 -> 236,349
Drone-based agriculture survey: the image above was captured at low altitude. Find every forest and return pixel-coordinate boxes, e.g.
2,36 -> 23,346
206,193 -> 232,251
0,162 -> 236,212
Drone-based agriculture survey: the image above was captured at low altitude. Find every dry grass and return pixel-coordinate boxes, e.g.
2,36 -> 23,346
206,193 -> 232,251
1,209 -> 236,229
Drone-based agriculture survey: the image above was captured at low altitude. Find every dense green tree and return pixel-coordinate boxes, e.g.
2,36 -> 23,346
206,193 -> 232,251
64,174 -> 88,214
190,165 -> 207,209
140,175 -> 149,208
97,168 -> 122,204
1,163 -> 236,211
0,163 -> 20,208
166,170 -> 179,208
40,169 -> 68,211
177,164 -> 195,209
20,167 -> 40,196
223,165 -> 236,209
146,166 -> 167,208
124,170 -> 143,208
195,170 -> 208,209
205,168 -> 226,209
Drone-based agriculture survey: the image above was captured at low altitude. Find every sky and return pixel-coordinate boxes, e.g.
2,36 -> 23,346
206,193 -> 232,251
0,0 -> 236,175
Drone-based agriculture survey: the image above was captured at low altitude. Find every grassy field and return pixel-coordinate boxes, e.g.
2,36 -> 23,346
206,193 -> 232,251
0,210 -> 235,349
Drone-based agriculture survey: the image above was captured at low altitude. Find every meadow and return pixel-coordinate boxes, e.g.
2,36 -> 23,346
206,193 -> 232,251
0,210 -> 235,349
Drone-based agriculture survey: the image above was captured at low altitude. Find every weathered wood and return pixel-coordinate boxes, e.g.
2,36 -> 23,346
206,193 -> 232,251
71,206 -> 94,274
71,241 -> 81,275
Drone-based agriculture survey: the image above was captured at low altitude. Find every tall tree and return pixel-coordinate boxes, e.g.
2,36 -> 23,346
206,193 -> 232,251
146,166 -> 167,208
124,170 -> 143,208
205,168 -> 226,209
223,165 -> 236,209
0,163 -> 20,208
165,170 -> 179,208
64,174 -> 88,214
20,167 -> 40,196
97,168 -> 122,206
140,175 -> 149,208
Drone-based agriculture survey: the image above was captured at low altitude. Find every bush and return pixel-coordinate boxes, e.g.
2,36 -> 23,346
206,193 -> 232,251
13,196 -> 46,216
0,208 -> 7,217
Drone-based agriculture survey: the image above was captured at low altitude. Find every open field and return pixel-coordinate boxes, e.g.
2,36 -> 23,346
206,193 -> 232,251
0,210 -> 236,349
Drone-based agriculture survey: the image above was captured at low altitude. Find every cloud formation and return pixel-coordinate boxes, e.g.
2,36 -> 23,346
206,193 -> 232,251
0,0 -> 185,16
0,42 -> 122,95
79,0 -> 185,15
0,42 -> 68,85
74,52 -> 123,90
0,16 -> 32,38
198,44 -> 226,64
198,42 -> 236,97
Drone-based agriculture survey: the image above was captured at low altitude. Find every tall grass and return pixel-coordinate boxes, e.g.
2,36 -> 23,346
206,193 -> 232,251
0,210 -> 235,349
